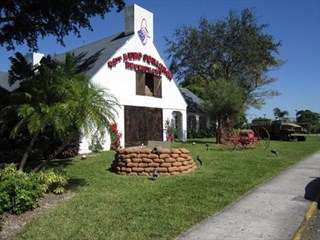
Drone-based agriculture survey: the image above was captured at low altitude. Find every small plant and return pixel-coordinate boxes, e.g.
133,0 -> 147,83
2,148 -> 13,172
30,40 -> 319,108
0,192 -> 4,230
109,123 -> 122,142
37,168 -> 69,194
89,131 -> 105,153
108,123 -> 122,150
164,118 -> 175,142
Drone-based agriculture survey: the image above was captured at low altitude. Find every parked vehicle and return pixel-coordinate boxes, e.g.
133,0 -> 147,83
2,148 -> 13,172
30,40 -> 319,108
251,119 -> 308,141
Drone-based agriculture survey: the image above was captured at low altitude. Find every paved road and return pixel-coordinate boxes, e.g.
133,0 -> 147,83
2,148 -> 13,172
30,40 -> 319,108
177,151 -> 320,240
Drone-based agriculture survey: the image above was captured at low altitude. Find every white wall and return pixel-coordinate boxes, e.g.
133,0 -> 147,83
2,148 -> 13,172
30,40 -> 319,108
86,33 -> 187,151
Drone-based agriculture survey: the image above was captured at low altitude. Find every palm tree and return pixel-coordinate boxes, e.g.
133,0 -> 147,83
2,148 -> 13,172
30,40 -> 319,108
273,107 -> 289,120
1,55 -> 51,170
0,53 -> 118,171
43,55 -> 118,163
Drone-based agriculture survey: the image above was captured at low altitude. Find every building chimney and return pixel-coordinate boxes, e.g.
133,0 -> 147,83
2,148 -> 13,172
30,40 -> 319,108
125,5 -> 134,35
25,52 -> 44,66
124,4 -> 153,44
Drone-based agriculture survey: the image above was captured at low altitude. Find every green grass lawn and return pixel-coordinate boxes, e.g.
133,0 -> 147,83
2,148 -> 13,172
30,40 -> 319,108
16,137 -> 320,240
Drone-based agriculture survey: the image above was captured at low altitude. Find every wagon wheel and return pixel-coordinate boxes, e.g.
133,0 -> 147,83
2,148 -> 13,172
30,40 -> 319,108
240,135 -> 257,150
219,127 -> 239,151
233,129 -> 256,150
253,127 -> 270,150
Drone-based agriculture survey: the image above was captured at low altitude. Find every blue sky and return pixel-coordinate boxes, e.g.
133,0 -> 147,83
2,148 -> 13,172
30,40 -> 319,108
0,0 -> 319,120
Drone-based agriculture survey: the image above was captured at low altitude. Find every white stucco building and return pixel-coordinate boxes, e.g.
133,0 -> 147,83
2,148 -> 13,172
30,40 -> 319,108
65,4 -> 188,152
1,4 -> 187,153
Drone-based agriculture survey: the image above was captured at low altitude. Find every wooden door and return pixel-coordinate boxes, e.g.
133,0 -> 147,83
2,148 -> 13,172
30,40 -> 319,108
124,106 -> 163,147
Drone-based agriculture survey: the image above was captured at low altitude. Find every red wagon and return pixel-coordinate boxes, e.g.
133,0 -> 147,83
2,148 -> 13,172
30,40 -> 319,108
219,127 -> 270,151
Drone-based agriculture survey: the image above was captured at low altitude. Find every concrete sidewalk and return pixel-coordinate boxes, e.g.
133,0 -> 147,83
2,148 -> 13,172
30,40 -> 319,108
177,151 -> 320,240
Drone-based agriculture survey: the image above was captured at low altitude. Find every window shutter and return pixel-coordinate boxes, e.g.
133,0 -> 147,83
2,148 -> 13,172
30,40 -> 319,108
136,71 -> 145,95
154,75 -> 162,98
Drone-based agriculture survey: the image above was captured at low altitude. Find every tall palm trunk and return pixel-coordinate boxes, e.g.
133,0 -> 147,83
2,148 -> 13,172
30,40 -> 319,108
19,133 -> 38,171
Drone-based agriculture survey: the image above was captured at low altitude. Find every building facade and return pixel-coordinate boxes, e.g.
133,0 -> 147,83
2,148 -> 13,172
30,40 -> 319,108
179,88 -> 211,137
1,5 -> 188,153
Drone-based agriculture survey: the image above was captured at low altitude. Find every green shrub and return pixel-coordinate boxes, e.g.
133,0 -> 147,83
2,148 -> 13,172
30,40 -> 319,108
188,128 -> 215,139
89,131 -> 104,153
0,164 -> 44,214
197,129 -> 215,138
37,168 -> 69,194
0,164 -> 69,215
0,195 -> 3,230
310,124 -> 320,134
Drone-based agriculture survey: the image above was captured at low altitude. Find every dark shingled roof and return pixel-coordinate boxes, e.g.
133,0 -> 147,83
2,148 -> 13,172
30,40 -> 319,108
0,71 -> 9,92
0,32 -> 133,92
179,88 -> 203,113
53,32 -> 133,78
0,71 -> 8,83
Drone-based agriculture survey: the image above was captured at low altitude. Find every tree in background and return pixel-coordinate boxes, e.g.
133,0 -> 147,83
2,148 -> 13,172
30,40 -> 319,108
0,0 -> 125,50
0,53 -> 118,171
296,110 -> 319,125
273,107 -> 289,120
179,75 -> 208,99
201,78 -> 246,143
166,8 -> 283,126
296,110 -> 320,133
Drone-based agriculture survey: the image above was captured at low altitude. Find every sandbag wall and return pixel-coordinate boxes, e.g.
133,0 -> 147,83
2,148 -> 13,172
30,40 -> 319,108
111,147 -> 197,176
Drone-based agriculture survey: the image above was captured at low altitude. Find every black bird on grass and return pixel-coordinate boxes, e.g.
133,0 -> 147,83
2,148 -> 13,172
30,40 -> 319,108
151,169 -> 158,181
271,149 -> 279,157
196,156 -> 203,165
205,143 -> 209,151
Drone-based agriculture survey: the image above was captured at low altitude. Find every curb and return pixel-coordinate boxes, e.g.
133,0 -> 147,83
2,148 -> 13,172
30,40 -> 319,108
293,201 -> 318,240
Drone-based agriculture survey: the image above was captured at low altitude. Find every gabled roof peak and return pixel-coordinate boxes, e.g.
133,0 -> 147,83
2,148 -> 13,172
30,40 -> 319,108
53,32 -> 133,78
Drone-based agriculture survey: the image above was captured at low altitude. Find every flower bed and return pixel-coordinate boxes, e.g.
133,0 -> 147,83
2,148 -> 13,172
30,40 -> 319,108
111,147 -> 197,176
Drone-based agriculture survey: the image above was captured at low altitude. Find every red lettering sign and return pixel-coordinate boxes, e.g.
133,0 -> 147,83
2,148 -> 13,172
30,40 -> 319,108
108,52 -> 173,80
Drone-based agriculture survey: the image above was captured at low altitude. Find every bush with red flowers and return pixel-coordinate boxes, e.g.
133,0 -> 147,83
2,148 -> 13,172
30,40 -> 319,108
108,123 -> 122,150
164,118 -> 175,142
